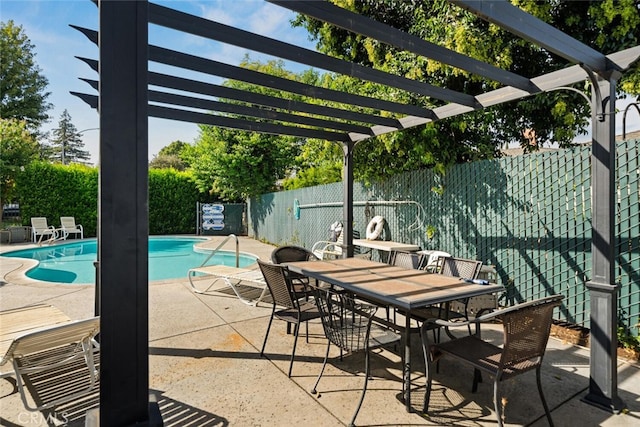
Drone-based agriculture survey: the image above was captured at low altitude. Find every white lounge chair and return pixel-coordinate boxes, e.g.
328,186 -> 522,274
30,217 -> 57,243
312,229 -> 369,260
0,304 -> 100,411
187,265 -> 268,306
60,216 -> 84,239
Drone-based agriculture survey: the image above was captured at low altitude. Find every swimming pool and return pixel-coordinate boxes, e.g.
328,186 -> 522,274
2,237 -> 258,284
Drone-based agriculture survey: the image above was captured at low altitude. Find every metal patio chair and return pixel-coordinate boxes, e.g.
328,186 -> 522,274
257,260 -> 322,377
438,256 -> 492,324
412,257 -> 489,332
311,287 -> 401,427
386,250 -> 427,322
420,295 -> 564,427
270,245 -> 318,299
388,250 -> 427,270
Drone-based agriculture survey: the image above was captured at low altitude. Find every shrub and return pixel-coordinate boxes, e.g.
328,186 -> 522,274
15,163 -> 214,237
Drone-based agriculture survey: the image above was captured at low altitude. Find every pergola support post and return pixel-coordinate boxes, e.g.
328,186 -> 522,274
97,0 -> 161,425
582,71 -> 626,413
342,141 -> 355,257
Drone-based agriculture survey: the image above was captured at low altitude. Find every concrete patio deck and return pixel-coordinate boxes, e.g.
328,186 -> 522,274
0,236 -> 638,426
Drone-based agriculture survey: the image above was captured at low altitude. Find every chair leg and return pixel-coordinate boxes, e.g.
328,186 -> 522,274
424,364 -> 433,413
493,375 -> 504,427
349,348 -> 370,427
472,368 -> 482,392
536,366 -> 554,427
312,341 -> 331,394
420,324 -> 434,413
260,314 -> 275,357
288,321 -> 301,377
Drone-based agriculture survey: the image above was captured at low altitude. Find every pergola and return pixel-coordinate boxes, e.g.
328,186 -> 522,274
73,1 -> 639,424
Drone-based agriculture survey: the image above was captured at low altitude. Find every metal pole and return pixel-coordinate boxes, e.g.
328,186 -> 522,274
342,141 -> 355,257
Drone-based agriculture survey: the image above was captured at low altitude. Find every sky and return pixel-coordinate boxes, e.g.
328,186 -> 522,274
2,0 -> 639,166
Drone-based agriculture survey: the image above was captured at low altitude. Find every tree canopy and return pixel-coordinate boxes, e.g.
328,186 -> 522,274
0,118 -> 40,206
185,125 -> 298,201
149,140 -> 191,170
292,0 -> 640,181
0,20 -> 51,132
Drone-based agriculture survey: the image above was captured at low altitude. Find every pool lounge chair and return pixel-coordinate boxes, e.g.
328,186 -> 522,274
30,217 -> 58,244
60,216 -> 84,239
0,304 -> 100,412
187,265 -> 269,306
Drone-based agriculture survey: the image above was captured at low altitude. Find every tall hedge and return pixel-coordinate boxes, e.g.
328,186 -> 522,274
15,162 -> 213,237
16,162 -> 98,236
148,168 -> 211,234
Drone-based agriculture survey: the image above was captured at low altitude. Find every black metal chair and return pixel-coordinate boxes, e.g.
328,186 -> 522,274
270,245 -> 318,298
311,287 -> 401,427
257,260 -> 322,377
386,250 -> 427,322
411,256 -> 491,352
412,256 -> 487,328
388,250 -> 427,270
438,256 -> 483,279
420,295 -> 563,427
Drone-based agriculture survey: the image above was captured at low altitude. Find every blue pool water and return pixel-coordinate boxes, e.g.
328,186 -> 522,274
2,237 -> 258,284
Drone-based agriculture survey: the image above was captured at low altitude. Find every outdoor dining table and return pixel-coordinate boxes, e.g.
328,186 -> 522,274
285,257 -> 505,412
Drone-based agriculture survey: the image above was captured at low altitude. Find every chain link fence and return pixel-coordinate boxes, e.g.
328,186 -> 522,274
248,139 -> 640,335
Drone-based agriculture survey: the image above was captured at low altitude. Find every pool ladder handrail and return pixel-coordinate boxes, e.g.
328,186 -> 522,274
198,234 -> 241,268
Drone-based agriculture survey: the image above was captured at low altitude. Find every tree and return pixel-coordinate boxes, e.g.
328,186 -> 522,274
0,118 -> 39,210
282,139 -> 343,189
0,20 -> 52,131
149,140 -> 191,170
45,110 -> 91,164
149,154 -> 187,171
292,0 -> 640,181
158,140 -> 190,158
185,125 -> 298,201
186,59 -> 305,200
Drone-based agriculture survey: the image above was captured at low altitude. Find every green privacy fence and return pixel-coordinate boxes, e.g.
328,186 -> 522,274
248,139 -> 640,336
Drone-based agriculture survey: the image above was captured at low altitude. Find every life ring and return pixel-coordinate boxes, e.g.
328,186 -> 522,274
365,216 -> 385,240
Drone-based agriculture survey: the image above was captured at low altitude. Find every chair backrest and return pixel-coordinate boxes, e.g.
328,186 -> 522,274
257,260 -> 297,309
438,257 -> 482,279
60,216 -> 78,229
271,245 -> 318,264
388,250 -> 426,270
498,295 -> 563,370
30,217 -> 49,232
4,317 -> 100,362
313,288 -> 377,352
